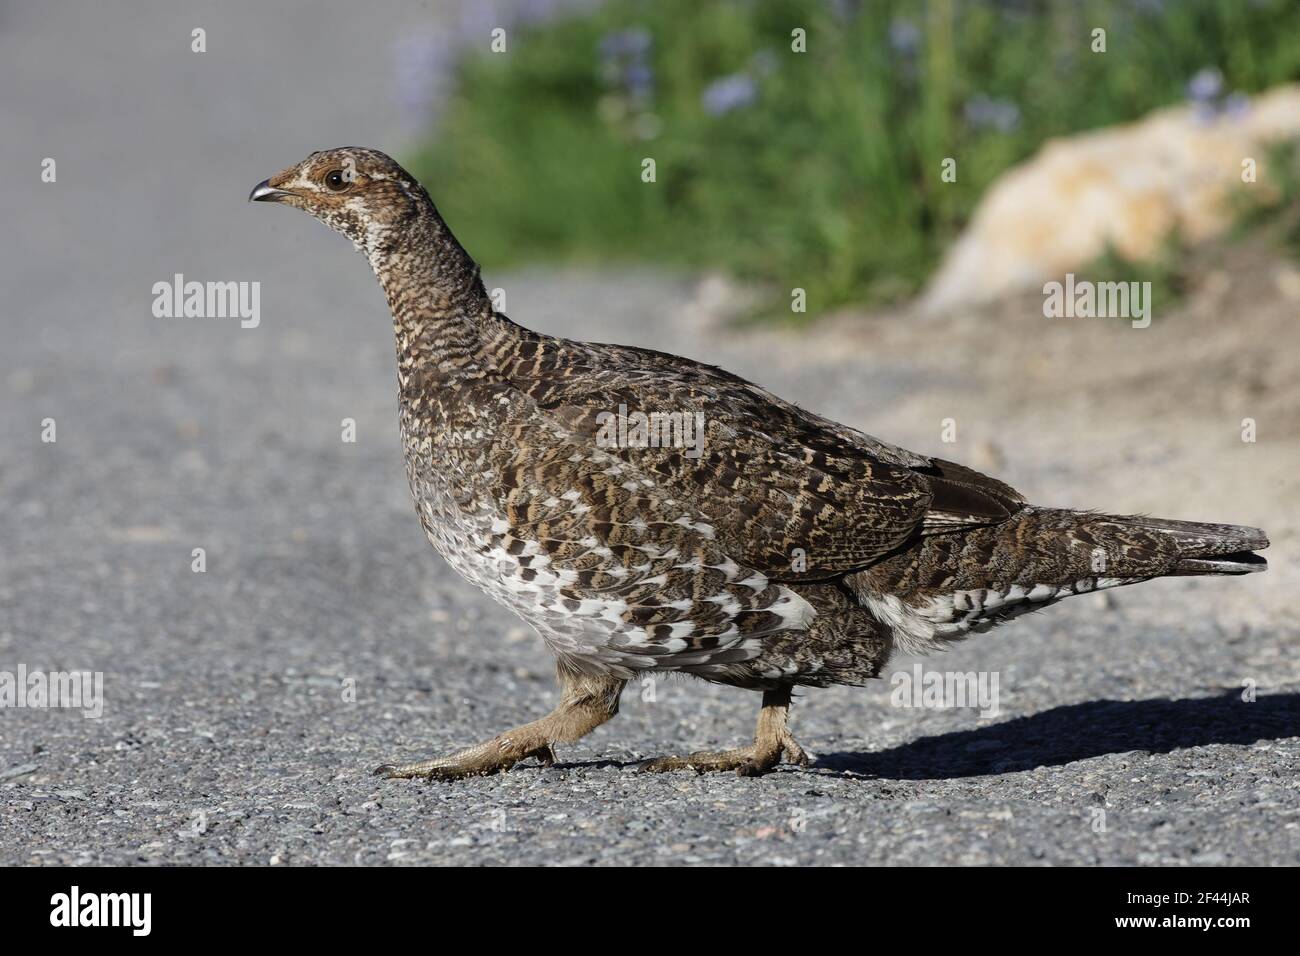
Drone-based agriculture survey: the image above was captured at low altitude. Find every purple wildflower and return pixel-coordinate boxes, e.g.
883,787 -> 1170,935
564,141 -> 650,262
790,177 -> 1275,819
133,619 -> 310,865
1187,67 -> 1224,103
597,27 -> 655,106
599,27 -> 652,62
963,94 -> 1020,133
393,32 -> 454,131
1223,91 -> 1251,119
888,18 -> 921,56
702,74 -> 757,117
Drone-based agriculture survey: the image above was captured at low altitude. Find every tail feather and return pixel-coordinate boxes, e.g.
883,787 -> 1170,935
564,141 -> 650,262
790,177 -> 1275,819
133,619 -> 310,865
848,508 -> 1269,655
1126,517 -> 1270,575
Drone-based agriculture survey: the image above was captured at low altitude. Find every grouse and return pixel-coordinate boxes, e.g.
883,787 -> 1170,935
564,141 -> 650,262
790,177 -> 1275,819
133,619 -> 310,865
251,148 -> 1269,779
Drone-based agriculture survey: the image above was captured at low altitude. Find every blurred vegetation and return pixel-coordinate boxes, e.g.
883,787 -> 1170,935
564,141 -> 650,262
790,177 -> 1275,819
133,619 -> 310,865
1083,234 -> 1191,314
1232,138 -> 1300,258
409,0 -> 1300,319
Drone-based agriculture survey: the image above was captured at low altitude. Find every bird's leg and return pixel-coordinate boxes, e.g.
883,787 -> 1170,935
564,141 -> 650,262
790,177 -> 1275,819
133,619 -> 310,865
374,668 -> 626,781
639,686 -> 810,777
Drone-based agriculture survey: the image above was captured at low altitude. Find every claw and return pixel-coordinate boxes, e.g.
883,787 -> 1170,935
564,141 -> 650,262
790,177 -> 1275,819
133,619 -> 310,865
782,732 -> 812,768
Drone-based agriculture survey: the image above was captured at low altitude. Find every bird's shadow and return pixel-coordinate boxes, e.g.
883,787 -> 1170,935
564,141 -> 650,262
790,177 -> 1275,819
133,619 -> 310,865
814,690 -> 1300,780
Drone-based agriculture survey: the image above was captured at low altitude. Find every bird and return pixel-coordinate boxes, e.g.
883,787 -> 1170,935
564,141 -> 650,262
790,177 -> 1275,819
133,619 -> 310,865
250,147 -> 1269,779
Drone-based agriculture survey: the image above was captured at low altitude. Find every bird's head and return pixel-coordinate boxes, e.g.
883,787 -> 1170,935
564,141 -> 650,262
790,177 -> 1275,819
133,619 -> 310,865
249,147 -> 431,257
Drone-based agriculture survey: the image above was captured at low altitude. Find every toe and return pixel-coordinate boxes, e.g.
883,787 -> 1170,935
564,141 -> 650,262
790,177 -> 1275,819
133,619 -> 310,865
423,765 -> 483,782
636,757 -> 673,773
636,755 -> 695,773
781,732 -> 812,768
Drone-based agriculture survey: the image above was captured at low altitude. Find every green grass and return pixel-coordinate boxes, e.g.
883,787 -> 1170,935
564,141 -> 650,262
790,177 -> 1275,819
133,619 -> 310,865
1231,138 -> 1300,257
1082,234 -> 1192,315
409,0 -> 1300,320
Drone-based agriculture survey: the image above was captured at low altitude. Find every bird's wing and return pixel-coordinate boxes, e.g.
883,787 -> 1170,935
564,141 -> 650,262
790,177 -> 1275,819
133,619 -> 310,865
498,335 -> 1025,579
482,392 -> 818,676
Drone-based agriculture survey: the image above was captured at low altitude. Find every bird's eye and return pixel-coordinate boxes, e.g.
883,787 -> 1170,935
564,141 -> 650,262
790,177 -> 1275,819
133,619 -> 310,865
324,169 -> 349,192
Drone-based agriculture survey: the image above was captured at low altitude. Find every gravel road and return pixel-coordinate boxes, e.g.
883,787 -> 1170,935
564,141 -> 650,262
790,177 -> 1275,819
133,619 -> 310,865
1,1 -> 1297,866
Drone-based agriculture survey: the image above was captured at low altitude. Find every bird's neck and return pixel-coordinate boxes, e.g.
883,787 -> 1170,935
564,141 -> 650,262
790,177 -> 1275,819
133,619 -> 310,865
365,204 -> 502,392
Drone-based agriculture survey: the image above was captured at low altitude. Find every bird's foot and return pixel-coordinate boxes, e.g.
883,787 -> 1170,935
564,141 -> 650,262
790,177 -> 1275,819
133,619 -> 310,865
780,730 -> 811,768
638,730 -> 810,777
373,735 -> 556,782
374,672 -> 626,783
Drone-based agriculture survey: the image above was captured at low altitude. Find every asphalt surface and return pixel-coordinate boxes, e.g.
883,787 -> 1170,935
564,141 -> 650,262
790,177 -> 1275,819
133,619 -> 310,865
1,1 -> 1297,866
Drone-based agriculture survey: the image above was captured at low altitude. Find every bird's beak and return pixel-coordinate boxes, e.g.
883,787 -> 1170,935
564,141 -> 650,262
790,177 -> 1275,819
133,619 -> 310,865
248,179 -> 289,203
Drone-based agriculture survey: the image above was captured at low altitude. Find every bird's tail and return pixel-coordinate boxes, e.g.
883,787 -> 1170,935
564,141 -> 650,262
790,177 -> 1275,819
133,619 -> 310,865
848,508 -> 1268,654
1126,515 -> 1269,575
928,508 -> 1268,584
